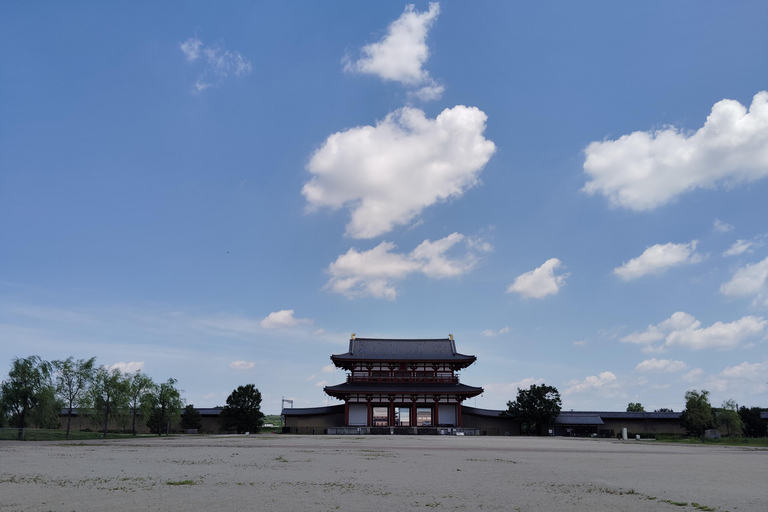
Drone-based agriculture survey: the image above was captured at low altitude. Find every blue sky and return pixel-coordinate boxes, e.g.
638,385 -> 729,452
2,2 -> 767,414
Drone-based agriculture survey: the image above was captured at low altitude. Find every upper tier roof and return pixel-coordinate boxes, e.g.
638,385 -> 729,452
330,338 -> 476,365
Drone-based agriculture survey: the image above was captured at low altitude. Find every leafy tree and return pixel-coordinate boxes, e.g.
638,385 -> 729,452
180,404 -> 202,431
739,406 -> 767,438
87,367 -> 129,437
654,408 -> 673,412
0,356 -> 54,435
126,371 -> 155,435
626,402 -> 645,412
219,384 -> 264,434
715,399 -> 743,436
680,389 -> 715,437
52,356 -> 96,438
142,378 -> 183,435
504,384 -> 562,436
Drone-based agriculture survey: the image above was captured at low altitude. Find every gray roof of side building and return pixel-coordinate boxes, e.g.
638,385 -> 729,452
281,404 -> 344,416
330,338 -> 476,363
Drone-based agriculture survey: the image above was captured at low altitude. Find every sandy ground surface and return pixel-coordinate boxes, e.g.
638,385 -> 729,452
1,435 -> 766,511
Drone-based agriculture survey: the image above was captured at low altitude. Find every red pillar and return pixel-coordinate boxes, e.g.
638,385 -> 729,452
389,401 -> 395,427
344,401 -> 349,426
457,400 -> 462,427
433,400 -> 440,427
366,399 -> 372,426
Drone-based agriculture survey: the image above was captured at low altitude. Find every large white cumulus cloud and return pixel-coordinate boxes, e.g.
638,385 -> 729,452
303,106 -> 496,239
583,91 -> 768,210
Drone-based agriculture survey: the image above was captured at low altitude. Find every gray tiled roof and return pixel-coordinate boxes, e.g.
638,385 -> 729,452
331,338 -> 475,362
281,405 -> 344,416
556,413 -> 605,425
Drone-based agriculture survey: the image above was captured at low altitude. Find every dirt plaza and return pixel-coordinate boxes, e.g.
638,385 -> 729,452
1,434 -> 765,511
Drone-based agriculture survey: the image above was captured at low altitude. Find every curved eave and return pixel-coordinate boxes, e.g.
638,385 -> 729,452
323,382 -> 483,400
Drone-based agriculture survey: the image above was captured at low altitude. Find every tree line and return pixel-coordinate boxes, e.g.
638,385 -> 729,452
0,355 -> 265,438
503,383 -> 766,437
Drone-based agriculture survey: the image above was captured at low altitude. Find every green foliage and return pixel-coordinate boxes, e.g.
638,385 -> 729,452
219,384 -> 264,434
680,389 -> 715,437
715,399 -> 743,436
180,404 -> 202,431
0,356 -> 54,432
52,356 -> 96,438
626,402 -> 645,412
504,383 -> 561,436
86,367 -> 130,437
126,371 -> 155,435
738,406 -> 767,437
654,408 -> 673,412
142,378 -> 183,435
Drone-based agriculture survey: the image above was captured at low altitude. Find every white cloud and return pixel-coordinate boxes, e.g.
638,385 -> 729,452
229,360 -> 255,370
613,241 -> 702,280
483,378 -> 544,404
324,233 -> 487,300
507,258 -> 569,299
622,311 -> 766,351
180,36 -> 252,93
344,2 -> 440,93
634,358 -> 687,373
321,364 -> 338,373
409,83 -> 445,102
483,327 -> 511,337
303,105 -> 496,239
315,380 -> 329,388
713,219 -> 734,233
583,91 -> 768,210
724,240 -> 753,257
573,339 -> 587,347
719,360 -> 768,380
564,371 -> 619,395
681,368 -> 703,383
720,256 -> 768,306
260,309 -> 313,329
107,361 -> 144,373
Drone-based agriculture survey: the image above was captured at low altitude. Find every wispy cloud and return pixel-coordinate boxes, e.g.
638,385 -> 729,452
229,360 -> 255,370
720,256 -> 768,307
325,232 -> 490,300
260,310 -> 313,329
180,36 -> 252,93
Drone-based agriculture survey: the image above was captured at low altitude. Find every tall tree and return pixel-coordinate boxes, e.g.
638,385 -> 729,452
626,402 -> 645,412
87,367 -> 129,437
738,406 -> 767,438
716,399 -> 744,436
53,356 -> 96,438
504,384 -> 562,436
142,378 -> 183,435
126,371 -> 155,436
680,389 -> 715,437
219,384 -> 264,434
180,404 -> 203,431
0,356 -> 53,436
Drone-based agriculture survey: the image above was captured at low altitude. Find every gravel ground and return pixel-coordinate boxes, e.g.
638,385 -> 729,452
1,435 -> 765,511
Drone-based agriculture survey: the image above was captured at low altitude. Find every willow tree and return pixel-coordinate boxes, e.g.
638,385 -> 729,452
53,357 -> 96,438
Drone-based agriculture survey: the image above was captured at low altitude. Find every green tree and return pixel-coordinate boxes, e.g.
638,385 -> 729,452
87,367 -> 129,437
504,384 -> 562,436
52,356 -> 96,438
180,404 -> 202,431
126,371 -> 155,436
680,389 -> 715,437
142,378 -> 183,435
0,356 -> 54,436
219,384 -> 264,434
654,408 -> 673,412
715,399 -> 743,436
738,406 -> 767,438
626,402 -> 645,412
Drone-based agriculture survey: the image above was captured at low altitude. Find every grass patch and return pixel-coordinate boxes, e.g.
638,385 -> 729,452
166,480 -> 195,486
661,499 -> 688,506
691,503 -> 717,511
0,428 -> 149,441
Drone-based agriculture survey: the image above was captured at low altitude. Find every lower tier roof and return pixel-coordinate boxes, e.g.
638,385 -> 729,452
324,381 -> 483,399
